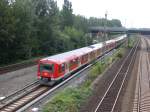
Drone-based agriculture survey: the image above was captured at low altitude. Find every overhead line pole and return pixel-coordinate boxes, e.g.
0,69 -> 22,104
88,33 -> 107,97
103,12 -> 108,64
103,11 -> 108,53
104,11 -> 108,42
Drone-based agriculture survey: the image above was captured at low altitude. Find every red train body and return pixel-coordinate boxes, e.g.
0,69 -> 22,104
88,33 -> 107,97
37,35 -> 126,85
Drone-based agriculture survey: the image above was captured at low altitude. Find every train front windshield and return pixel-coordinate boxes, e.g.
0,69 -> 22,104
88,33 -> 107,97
40,64 -> 54,73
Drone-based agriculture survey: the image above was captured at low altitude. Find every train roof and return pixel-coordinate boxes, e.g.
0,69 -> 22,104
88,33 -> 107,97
40,35 -> 126,64
42,50 -> 77,64
90,43 -> 103,49
115,34 -> 126,41
106,39 -> 115,44
41,43 -> 103,64
41,46 -> 94,64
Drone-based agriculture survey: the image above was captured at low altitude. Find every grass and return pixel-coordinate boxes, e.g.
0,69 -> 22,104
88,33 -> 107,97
42,47 -> 125,112
127,36 -> 137,48
43,85 -> 91,112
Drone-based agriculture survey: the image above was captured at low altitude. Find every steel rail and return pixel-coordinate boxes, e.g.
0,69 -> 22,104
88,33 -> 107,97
0,40 -> 126,112
111,38 -> 139,112
0,81 -> 39,108
0,50 -> 109,112
0,58 -> 39,75
94,39 -> 139,112
137,53 -> 142,112
17,45 -> 122,112
0,86 -> 49,112
138,37 -> 150,112
145,37 -> 150,88
132,36 -> 150,112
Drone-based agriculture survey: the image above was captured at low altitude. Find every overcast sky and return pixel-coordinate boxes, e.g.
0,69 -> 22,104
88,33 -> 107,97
57,0 -> 150,28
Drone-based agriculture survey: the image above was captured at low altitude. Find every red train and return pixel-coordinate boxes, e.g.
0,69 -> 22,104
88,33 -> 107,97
37,35 -> 126,85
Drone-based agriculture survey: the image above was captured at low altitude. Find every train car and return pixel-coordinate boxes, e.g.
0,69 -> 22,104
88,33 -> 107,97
105,40 -> 116,52
37,35 -> 126,85
37,46 -> 95,85
37,51 -> 77,85
115,34 -> 127,46
90,43 -> 103,58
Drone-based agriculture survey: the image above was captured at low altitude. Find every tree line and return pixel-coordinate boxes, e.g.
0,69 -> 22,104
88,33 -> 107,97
0,0 -> 122,65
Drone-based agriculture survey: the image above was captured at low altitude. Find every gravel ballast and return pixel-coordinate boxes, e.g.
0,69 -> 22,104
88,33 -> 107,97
79,48 -> 130,112
0,65 -> 37,97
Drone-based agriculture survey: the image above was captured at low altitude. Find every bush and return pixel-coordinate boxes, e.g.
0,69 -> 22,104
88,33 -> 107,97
43,87 -> 91,112
116,52 -> 123,58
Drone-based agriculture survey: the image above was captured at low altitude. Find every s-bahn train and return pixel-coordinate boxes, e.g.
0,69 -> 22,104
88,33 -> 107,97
37,35 -> 126,85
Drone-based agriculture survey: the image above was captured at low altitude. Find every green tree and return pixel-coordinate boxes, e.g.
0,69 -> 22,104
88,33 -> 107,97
87,17 -> 122,27
109,19 -> 122,27
12,0 -> 38,59
63,27 -> 87,49
61,0 -> 73,29
0,0 -> 16,64
34,0 -> 60,55
73,15 -> 88,32
0,0 -> 123,66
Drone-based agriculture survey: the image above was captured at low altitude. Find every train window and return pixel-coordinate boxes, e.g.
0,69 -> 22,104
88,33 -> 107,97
81,54 -> 88,63
75,58 -> 79,64
69,58 -> 78,68
59,63 -> 65,73
85,54 -> 88,59
97,49 -> 100,55
40,64 -> 54,73
90,52 -> 95,59
81,55 -> 85,62
69,61 -> 73,68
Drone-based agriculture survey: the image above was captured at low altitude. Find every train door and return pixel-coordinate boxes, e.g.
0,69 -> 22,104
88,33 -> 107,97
58,63 -> 66,77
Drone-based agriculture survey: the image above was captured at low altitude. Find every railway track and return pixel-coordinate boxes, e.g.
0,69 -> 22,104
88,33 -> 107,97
0,58 -> 40,75
0,81 -> 40,111
132,37 -> 150,112
94,39 -> 139,112
0,40 -> 127,112
0,61 -> 95,112
137,52 -> 142,112
0,86 -> 49,112
0,58 -> 99,111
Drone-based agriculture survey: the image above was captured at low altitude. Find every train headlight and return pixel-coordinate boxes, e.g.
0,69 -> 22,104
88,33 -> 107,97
43,72 -> 49,76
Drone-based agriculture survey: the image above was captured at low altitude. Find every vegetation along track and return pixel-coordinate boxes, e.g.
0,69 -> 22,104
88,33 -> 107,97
0,61 -> 96,112
0,39 -> 127,112
0,46 -> 123,112
0,57 -> 98,111
94,39 -> 139,112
